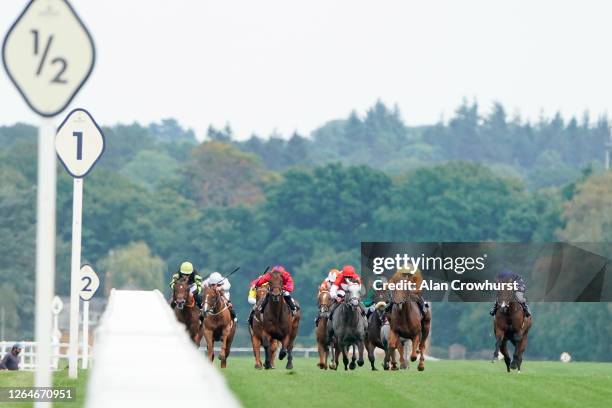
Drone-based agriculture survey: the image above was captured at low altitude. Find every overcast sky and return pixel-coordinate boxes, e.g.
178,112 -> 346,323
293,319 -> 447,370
2,0 -> 611,139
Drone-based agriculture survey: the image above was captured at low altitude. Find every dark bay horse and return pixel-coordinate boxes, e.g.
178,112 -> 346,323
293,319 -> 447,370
249,284 -> 279,369
201,285 -> 236,368
365,302 -> 405,370
493,287 -> 532,373
330,284 -> 367,371
316,288 -> 334,369
172,276 -> 202,345
261,269 -> 300,370
387,273 -> 430,371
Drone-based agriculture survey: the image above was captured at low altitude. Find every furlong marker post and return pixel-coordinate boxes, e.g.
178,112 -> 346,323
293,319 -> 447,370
34,118 -> 57,399
68,178 -> 83,378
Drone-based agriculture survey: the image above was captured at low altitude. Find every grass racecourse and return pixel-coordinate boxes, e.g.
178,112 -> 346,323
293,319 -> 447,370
0,358 -> 611,407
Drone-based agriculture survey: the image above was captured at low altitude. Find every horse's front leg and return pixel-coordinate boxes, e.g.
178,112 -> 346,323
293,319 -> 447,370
342,346 -> 349,371
281,334 -> 294,369
251,331 -> 263,369
204,328 -> 215,362
516,334 -> 529,373
357,341 -> 365,367
398,341 -> 407,370
388,329 -> 400,371
349,345 -> 357,370
500,339 -> 511,372
262,333 -> 273,369
218,324 -> 232,368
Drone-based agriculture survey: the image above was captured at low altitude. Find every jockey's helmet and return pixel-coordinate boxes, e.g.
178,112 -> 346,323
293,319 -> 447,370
180,261 -> 194,275
209,272 -> 224,285
342,265 -> 357,277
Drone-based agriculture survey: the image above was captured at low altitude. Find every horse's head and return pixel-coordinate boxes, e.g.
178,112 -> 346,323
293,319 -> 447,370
344,281 -> 361,309
173,277 -> 192,310
268,269 -> 283,302
203,284 -> 222,314
318,290 -> 332,314
496,278 -> 516,315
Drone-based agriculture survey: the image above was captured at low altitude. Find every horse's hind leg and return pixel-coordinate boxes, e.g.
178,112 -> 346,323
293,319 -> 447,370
349,345 -> 356,370
500,339 -> 511,372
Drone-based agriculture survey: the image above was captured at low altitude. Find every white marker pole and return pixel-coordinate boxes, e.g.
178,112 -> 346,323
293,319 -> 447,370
68,178 -> 83,379
34,119 -> 56,407
81,300 -> 89,369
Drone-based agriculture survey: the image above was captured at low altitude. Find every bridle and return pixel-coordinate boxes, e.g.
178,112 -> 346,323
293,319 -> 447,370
173,279 -> 195,310
203,285 -> 228,316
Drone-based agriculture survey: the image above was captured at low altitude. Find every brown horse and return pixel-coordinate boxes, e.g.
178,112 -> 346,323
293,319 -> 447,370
249,284 -> 279,369
172,276 -> 202,345
387,272 -> 430,371
201,285 -> 236,368
316,289 -> 334,369
261,269 -> 300,369
493,287 -> 532,373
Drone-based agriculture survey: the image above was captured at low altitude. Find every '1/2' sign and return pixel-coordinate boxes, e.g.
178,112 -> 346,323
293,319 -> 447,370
55,108 -> 105,178
2,0 -> 95,117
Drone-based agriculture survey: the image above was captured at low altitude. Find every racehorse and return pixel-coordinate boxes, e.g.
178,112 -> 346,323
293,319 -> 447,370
316,288 -> 334,369
172,276 -> 202,345
387,273 -> 430,371
201,285 -> 236,368
493,285 -> 532,373
249,284 -> 279,369
261,270 -> 300,369
329,283 -> 367,371
365,302 -> 406,370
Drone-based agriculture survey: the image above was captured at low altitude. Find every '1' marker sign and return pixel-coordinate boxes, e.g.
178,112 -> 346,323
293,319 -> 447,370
55,108 -> 104,178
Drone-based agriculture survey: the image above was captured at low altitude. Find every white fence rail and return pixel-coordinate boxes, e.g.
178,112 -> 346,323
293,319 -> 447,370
85,289 -> 239,407
0,341 -> 91,371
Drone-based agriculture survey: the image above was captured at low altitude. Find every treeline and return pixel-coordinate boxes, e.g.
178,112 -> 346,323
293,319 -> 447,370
0,102 -> 611,361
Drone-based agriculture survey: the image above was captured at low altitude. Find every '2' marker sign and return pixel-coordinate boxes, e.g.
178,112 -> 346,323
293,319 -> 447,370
55,108 -> 104,178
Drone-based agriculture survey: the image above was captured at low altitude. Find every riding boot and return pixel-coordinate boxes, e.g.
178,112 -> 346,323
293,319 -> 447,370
170,300 -> 176,309
489,302 -> 498,316
416,295 -> 428,317
521,302 -> 532,317
229,303 -> 237,321
195,293 -> 203,309
315,315 -> 320,327
358,303 -> 367,317
199,309 -> 206,322
248,309 -> 255,326
328,301 -> 339,322
284,294 -> 298,315
258,295 -> 269,313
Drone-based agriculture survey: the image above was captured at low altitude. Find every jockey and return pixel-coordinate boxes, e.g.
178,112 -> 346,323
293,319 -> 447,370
202,271 -> 237,322
170,261 -> 203,309
328,265 -> 366,320
250,265 -> 299,315
490,269 -> 531,317
315,268 -> 339,326
319,268 -> 339,293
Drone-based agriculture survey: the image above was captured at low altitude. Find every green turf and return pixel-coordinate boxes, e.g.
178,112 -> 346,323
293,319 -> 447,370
1,358 -> 611,407
220,357 -> 612,408
0,368 -> 88,408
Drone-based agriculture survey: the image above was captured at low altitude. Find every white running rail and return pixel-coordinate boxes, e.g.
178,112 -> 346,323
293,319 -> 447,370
0,341 -> 91,370
85,289 -> 240,408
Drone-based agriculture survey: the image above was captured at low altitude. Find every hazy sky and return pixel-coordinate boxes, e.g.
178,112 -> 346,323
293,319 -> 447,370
2,0 -> 611,139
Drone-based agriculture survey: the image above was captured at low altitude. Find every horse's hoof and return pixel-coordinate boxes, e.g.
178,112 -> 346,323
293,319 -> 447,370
279,349 -> 287,360
371,367 -> 378,371
286,362 -> 293,370
391,366 -> 399,371
417,365 -> 425,372
357,359 -> 364,367
264,362 -> 272,370
410,355 -> 417,362
349,362 -> 356,370
400,363 -> 408,370
383,364 -> 389,371
255,364 -> 263,370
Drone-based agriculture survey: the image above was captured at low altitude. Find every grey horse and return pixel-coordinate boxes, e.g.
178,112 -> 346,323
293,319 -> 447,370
329,284 -> 367,371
